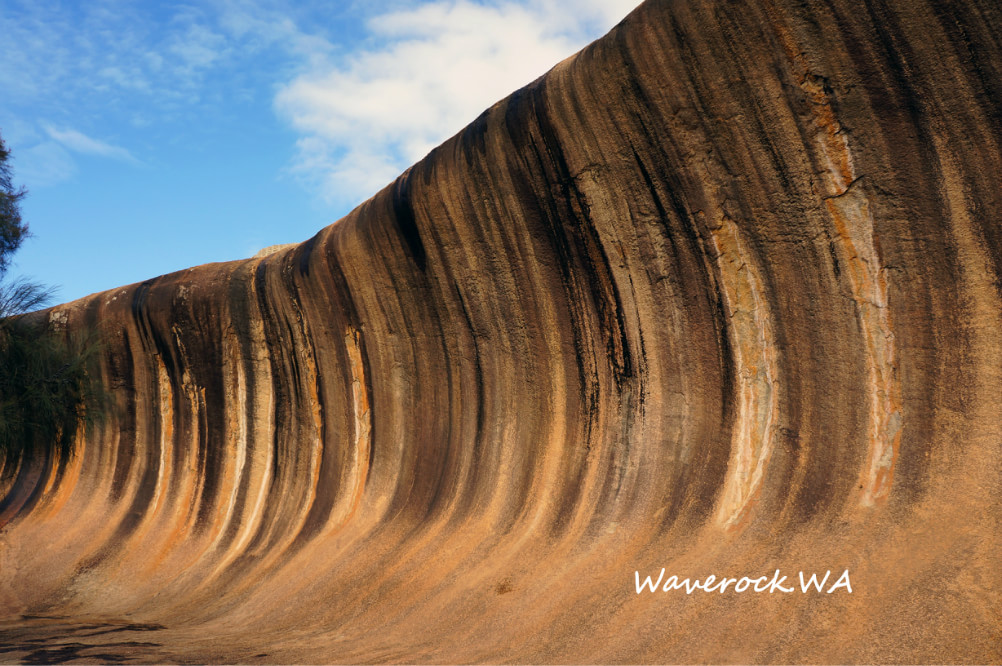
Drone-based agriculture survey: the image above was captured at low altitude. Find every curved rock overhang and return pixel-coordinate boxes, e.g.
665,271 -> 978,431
1,0 -> 1000,662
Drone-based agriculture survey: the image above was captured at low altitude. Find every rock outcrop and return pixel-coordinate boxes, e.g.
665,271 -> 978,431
1,0 -> 1000,661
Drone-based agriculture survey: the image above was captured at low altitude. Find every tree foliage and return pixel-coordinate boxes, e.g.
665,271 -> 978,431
0,316 -> 105,463
0,131 -> 106,468
0,134 -> 28,277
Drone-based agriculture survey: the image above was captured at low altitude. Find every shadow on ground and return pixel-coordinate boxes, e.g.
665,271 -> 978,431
0,618 -> 165,664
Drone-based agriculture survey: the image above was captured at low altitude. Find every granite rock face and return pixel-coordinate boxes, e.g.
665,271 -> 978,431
1,0 -> 1000,662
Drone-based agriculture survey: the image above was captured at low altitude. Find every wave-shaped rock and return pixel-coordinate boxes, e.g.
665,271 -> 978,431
1,0 -> 1000,661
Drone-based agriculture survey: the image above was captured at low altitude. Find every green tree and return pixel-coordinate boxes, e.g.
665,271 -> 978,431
0,133 -> 29,276
1,132 -> 53,317
0,131 -> 105,466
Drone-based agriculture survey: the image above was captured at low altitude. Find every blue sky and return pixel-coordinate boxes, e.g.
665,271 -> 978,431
1,0 -> 640,305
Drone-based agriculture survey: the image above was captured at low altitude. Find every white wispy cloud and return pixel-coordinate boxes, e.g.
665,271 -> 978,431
274,0 -> 642,204
16,142 -> 77,189
43,126 -> 141,164
168,22 -> 228,72
1,0 -> 639,200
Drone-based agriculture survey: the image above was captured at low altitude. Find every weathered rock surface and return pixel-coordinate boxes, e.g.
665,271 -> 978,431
2,0 -> 1000,661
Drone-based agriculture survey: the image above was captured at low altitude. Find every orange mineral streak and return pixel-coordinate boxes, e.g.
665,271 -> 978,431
142,368 -> 208,579
126,355 -> 177,578
764,0 -> 856,191
767,1 -> 901,506
212,273 -> 281,584
224,289 -> 275,561
26,443 -> 79,525
330,327 -> 371,532
706,216 -> 780,528
825,189 -> 903,506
